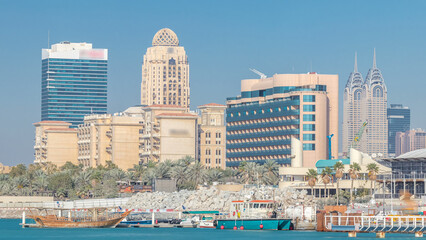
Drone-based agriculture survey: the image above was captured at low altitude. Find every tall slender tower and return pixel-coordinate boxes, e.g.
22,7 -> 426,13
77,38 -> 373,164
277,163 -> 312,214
361,49 -> 388,156
141,28 -> 190,107
343,53 -> 364,155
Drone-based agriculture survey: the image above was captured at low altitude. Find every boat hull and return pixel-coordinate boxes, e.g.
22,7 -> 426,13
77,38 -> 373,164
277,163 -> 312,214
29,211 -> 131,228
216,219 -> 293,230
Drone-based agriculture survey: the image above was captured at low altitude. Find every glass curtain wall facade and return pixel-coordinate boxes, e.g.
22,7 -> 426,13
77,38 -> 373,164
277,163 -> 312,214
41,42 -> 108,127
226,73 -> 339,168
387,104 -> 410,156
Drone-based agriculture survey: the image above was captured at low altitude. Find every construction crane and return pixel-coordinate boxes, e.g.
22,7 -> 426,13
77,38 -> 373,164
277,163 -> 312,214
327,134 -> 334,160
347,121 -> 368,156
249,68 -> 267,79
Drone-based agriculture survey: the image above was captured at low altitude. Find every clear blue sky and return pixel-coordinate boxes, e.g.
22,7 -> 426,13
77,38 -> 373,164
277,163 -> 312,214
1,0 -> 425,166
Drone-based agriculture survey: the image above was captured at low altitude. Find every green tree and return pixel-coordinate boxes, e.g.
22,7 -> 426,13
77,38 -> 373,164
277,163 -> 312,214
349,163 -> 361,204
333,161 -> 345,205
47,172 -> 73,198
262,159 -> 280,185
306,169 -> 318,198
188,162 -> 207,188
9,164 -> 27,178
366,163 -> 379,196
321,167 -> 333,198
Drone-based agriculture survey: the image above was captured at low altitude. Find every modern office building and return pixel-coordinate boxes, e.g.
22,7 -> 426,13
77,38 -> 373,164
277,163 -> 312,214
41,42 -> 108,127
33,121 -> 78,166
77,111 -> 144,170
198,103 -> 227,169
395,129 -> 426,156
141,28 -> 190,107
342,53 -> 364,156
226,72 -> 339,168
387,104 -> 410,156
139,105 -> 198,163
343,50 -> 388,157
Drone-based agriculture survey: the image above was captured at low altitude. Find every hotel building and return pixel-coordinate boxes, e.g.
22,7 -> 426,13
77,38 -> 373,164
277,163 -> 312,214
77,111 -> 144,170
198,103 -> 227,169
141,28 -> 190,107
41,42 -> 108,127
226,73 -> 339,168
33,121 -> 78,166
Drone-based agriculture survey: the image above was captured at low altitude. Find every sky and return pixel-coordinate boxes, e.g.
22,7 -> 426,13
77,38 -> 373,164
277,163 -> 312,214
1,0 -> 426,166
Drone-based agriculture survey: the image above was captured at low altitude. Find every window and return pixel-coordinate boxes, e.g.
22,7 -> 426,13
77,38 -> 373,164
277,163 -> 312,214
206,149 -> 211,155
303,134 -> 315,141
303,143 -> 315,150
303,114 -> 315,121
303,124 -> 315,131
303,105 -> 315,112
216,149 -> 221,155
303,95 -> 316,102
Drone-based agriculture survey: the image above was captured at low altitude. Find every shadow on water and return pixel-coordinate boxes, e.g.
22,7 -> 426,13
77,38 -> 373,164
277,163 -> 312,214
0,219 -> 419,240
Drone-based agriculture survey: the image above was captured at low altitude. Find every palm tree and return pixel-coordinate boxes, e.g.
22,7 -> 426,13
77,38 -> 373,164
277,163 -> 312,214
171,165 -> 187,189
333,161 -> 345,205
366,163 -> 379,196
239,162 -> 259,184
129,164 -> 144,181
349,163 -> 361,204
262,159 -> 280,185
188,162 -> 206,188
321,167 -> 333,198
306,169 -> 318,198
206,168 -> 224,184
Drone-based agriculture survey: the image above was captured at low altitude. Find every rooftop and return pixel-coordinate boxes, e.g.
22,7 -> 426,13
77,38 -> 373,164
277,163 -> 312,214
45,128 -> 77,132
34,121 -> 70,125
198,103 -> 226,108
146,104 -> 186,109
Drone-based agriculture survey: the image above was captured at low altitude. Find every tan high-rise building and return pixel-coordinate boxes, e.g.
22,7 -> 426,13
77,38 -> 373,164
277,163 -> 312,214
33,121 -> 78,166
139,105 -> 198,163
343,50 -> 388,157
141,28 -> 190,107
77,112 -> 144,170
226,72 -> 339,168
198,103 -> 227,169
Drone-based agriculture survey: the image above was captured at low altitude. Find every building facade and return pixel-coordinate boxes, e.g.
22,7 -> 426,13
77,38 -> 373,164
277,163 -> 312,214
139,105 -> 198,163
41,42 -> 108,127
395,129 -> 426,156
226,73 -> 339,168
343,50 -> 388,156
342,53 -> 364,156
77,112 -> 144,170
141,28 -> 190,108
198,103 -> 227,169
34,121 -> 78,166
388,104 -> 410,157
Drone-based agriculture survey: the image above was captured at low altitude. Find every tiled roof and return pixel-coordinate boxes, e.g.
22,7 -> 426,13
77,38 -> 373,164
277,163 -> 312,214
34,121 -> 70,124
199,103 -> 226,107
45,128 -> 77,132
156,113 -> 197,117
146,104 -> 186,108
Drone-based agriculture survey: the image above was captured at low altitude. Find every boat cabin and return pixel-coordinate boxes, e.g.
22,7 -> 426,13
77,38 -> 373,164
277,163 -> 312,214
229,200 -> 278,219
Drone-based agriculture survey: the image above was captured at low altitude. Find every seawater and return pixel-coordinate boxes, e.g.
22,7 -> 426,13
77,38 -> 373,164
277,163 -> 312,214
0,219 -> 418,240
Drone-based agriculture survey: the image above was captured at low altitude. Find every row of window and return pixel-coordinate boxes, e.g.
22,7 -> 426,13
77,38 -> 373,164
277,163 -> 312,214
303,105 -> 315,112
303,134 -> 315,141
303,114 -> 315,121
303,124 -> 315,131
303,143 -> 315,150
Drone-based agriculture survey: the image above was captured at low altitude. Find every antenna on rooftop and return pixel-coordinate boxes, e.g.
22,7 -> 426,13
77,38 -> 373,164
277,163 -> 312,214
249,68 -> 267,79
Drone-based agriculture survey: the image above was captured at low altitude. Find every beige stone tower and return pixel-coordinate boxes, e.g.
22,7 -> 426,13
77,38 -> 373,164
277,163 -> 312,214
141,28 -> 190,107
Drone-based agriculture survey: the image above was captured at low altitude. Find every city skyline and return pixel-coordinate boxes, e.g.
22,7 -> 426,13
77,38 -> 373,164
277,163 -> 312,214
1,0 -> 426,165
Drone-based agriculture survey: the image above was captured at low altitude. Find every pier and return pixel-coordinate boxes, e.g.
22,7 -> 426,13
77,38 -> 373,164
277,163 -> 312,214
323,214 -> 426,238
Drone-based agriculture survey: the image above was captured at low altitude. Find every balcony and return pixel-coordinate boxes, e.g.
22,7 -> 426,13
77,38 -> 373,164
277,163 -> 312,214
106,146 -> 112,153
153,123 -> 160,131
106,130 -> 112,138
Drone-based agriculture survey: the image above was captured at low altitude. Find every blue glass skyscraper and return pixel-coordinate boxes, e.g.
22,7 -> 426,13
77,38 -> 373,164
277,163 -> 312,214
41,42 -> 108,127
387,104 -> 410,156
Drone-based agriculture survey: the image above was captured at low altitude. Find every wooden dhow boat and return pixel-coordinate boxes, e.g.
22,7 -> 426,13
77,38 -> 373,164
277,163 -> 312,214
28,208 -> 132,228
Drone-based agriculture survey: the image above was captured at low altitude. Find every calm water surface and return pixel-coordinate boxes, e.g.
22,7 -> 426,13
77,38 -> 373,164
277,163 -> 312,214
0,219 -> 419,239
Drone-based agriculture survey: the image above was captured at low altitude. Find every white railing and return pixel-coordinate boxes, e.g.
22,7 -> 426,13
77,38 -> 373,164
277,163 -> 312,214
324,214 -> 426,233
0,197 -> 130,209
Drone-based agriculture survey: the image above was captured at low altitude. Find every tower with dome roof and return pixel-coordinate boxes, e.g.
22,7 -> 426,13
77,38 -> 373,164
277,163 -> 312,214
141,28 -> 190,107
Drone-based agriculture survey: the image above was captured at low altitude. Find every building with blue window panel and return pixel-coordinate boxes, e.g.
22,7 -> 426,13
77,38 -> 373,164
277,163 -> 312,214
226,73 -> 339,168
41,42 -> 108,127
387,104 -> 410,156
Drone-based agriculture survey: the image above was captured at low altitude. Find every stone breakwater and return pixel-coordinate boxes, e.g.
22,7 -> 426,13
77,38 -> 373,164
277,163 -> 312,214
124,186 -> 316,212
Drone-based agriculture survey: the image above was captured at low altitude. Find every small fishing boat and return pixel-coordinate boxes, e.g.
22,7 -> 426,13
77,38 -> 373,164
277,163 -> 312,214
182,211 -> 219,228
216,200 -> 293,230
28,208 -> 131,228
